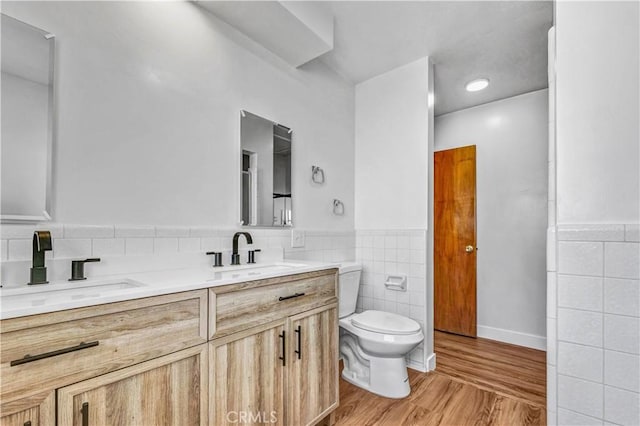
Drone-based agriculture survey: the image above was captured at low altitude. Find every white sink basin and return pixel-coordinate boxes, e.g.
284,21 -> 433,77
0,279 -> 147,310
207,262 -> 308,282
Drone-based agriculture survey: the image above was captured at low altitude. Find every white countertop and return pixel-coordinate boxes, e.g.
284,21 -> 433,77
0,261 -> 339,320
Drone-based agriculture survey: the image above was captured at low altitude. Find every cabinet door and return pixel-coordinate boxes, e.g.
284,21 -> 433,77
286,304 -> 338,426
210,321 -> 286,426
0,391 -> 54,426
57,345 -> 207,426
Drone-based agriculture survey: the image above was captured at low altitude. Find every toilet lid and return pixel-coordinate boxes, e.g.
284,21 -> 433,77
351,310 -> 421,335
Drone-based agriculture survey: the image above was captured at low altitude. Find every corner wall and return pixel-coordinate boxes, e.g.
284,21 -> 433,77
549,2 -> 639,424
354,57 -> 433,371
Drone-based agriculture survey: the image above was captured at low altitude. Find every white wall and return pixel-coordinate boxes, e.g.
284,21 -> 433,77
435,90 -> 548,346
354,57 -> 433,371
555,1 -> 639,225
354,57 -> 430,230
1,1 -> 354,229
550,2 -> 640,425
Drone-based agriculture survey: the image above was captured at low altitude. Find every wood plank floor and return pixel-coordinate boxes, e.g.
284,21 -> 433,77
334,331 -> 546,426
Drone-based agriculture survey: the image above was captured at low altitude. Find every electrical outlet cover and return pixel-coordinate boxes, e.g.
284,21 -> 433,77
291,229 -> 305,248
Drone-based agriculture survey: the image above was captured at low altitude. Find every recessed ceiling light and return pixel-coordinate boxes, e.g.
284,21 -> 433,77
465,78 -> 490,92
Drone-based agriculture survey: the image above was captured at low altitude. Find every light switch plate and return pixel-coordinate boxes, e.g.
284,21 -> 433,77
291,229 -> 305,248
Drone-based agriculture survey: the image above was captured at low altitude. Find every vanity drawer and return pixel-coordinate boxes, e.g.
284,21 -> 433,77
209,269 -> 337,339
0,290 -> 207,403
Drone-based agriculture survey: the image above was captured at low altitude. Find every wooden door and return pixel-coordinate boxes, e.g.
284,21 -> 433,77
286,304 -> 339,426
210,321 -> 285,426
0,391 -> 54,426
57,345 -> 208,426
434,145 -> 477,337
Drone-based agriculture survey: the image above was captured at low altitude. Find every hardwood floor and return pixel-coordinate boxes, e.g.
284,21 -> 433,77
334,331 -> 546,426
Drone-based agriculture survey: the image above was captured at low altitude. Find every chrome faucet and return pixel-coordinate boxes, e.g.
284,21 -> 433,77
29,231 -> 52,285
231,232 -> 253,265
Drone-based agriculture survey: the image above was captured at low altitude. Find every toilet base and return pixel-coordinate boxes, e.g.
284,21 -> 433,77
342,355 -> 410,399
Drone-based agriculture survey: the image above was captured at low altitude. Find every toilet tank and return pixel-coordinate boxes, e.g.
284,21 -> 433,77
338,262 -> 362,318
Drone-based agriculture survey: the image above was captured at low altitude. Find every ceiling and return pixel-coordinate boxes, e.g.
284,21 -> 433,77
318,1 -> 554,116
199,1 -> 553,116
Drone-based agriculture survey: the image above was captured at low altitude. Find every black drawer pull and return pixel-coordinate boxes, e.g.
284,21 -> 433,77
10,341 -> 99,366
278,292 -> 305,302
82,402 -> 89,426
295,325 -> 302,359
279,331 -> 286,366
24,421 -> 32,426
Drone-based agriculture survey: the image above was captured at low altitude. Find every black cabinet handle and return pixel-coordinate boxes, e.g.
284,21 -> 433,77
279,331 -> 286,366
24,421 -> 32,426
295,325 -> 302,360
278,292 -> 305,302
82,402 -> 89,426
10,341 -> 99,366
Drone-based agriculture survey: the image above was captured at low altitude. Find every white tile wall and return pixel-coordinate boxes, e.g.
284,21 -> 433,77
557,275 -> 603,311
604,350 -> 640,392
355,229 -> 428,371
604,278 -> 640,317
92,238 -> 125,257
0,224 -> 355,281
552,223 -> 640,425
557,408 -> 604,426
558,375 -> 604,419
604,242 -> 640,279
558,241 -> 604,276
604,386 -> 640,426
557,342 -> 603,383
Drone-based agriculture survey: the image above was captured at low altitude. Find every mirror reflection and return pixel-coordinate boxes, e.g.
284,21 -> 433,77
240,111 -> 292,227
1,14 -> 55,222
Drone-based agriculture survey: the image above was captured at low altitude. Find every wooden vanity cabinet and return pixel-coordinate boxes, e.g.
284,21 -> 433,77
0,290 -> 208,426
1,268 -> 339,426
0,391 -> 54,426
57,345 -> 208,426
286,304 -> 339,426
209,269 -> 339,426
209,320 -> 286,426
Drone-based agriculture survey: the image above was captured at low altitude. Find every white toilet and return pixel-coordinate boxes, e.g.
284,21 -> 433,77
338,262 -> 424,399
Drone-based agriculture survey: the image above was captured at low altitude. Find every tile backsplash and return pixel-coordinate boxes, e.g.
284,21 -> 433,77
354,229 -> 428,372
550,223 -> 640,426
0,223 -> 355,285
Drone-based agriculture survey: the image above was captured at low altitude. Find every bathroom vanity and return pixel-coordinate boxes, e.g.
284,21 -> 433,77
0,266 -> 339,426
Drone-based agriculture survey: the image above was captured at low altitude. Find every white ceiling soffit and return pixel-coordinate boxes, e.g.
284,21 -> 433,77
320,1 -> 553,116
197,1 -> 334,68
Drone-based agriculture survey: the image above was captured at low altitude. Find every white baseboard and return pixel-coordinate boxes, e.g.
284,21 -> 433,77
426,352 -> 436,371
477,325 -> 546,351
406,359 -> 428,373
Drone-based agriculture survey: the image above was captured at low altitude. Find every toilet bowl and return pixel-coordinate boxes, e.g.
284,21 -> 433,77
338,262 -> 424,399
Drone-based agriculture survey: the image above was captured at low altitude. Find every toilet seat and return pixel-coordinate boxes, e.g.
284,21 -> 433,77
351,310 -> 421,335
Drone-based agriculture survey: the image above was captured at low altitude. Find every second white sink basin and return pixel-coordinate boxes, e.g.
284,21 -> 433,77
0,279 -> 147,310
207,262 -> 308,282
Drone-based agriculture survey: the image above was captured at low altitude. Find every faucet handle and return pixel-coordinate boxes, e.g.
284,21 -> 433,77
69,258 -> 101,281
206,251 -> 223,267
247,249 -> 261,264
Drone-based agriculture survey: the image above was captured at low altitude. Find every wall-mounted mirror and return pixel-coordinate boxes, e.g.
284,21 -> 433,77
1,14 -> 55,222
240,111 -> 292,227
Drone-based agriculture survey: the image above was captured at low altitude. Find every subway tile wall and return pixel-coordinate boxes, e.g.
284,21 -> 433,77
551,224 -> 640,426
354,229 -> 428,371
0,223 -> 355,266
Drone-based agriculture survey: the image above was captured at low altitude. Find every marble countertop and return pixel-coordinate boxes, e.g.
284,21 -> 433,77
0,261 -> 339,320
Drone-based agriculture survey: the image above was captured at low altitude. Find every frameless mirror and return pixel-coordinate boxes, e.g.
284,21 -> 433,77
1,14 -> 55,222
240,111 -> 292,227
